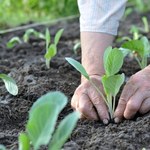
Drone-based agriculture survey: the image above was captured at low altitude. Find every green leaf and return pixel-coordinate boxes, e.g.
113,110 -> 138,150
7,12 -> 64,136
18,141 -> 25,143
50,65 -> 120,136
44,44 -> 57,59
7,37 -> 22,48
122,39 -> 144,58
26,92 -> 67,150
0,145 -> 6,150
65,57 -> 89,80
141,36 -> 150,56
102,74 -> 125,97
44,44 -> 57,68
49,111 -> 80,150
45,28 -> 51,50
0,74 -> 18,96
104,47 -> 124,76
19,133 -> 30,150
54,29 -> 64,45
23,28 -> 38,42
119,47 -> 131,57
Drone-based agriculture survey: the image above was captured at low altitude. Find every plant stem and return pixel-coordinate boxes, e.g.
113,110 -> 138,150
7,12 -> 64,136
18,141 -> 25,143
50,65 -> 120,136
107,94 -> 113,119
46,59 -> 50,69
112,96 -> 116,118
135,56 -> 143,69
89,79 -> 108,106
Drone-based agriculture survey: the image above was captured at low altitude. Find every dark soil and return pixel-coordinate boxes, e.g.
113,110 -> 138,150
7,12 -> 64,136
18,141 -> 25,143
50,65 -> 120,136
0,12 -> 150,150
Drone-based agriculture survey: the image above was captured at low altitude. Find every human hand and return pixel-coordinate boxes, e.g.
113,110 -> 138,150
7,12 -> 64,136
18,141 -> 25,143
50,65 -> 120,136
114,65 -> 150,123
71,75 -> 109,124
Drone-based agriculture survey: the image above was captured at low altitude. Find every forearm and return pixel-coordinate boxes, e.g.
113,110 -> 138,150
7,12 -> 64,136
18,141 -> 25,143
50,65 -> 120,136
81,32 -> 114,77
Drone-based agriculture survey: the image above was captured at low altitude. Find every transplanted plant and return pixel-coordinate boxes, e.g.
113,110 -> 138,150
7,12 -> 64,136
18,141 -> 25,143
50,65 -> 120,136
7,36 -> 22,48
0,91 -> 79,150
7,28 -> 45,48
121,36 -> 150,69
44,28 -> 64,69
66,47 -> 125,119
23,28 -> 45,42
0,73 -> 18,95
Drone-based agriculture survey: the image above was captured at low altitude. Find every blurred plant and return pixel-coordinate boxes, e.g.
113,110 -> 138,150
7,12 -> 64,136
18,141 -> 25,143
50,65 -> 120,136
6,28 -> 45,48
121,36 -> 150,69
0,0 -> 78,28
1,91 -> 79,150
73,41 -> 81,54
44,28 -> 64,69
117,16 -> 149,43
7,37 -> 22,48
127,0 -> 150,13
0,73 -> 18,95
23,28 -> 45,42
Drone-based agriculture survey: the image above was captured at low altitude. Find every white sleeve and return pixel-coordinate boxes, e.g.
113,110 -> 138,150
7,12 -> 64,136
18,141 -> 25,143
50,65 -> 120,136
78,0 -> 127,35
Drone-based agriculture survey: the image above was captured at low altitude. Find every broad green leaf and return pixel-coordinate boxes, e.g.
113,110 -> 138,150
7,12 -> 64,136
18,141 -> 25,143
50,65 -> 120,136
0,145 -> 6,150
102,74 -> 125,97
45,28 -> 51,50
49,111 -> 80,150
122,40 -> 144,58
44,44 -> 57,59
19,133 -> 30,150
26,92 -> 67,150
54,29 -> 64,45
0,74 -> 18,96
104,47 -> 124,76
7,37 -> 22,48
141,36 -> 150,56
65,57 -> 89,80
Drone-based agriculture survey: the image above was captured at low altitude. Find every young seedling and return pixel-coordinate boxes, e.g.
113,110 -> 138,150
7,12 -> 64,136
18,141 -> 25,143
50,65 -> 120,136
7,36 -> 22,48
1,92 -> 79,150
0,73 -> 18,95
44,28 -> 64,69
73,41 -> 81,54
121,36 -> 150,69
66,47 -> 125,119
23,28 -> 45,42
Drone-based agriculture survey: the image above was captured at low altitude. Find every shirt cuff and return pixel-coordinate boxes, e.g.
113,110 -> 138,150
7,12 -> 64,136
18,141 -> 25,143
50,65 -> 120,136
78,0 -> 127,35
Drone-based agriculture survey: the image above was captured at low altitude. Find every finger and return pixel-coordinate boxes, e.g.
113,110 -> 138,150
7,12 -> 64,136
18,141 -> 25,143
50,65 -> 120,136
139,98 -> 150,114
78,93 -> 99,120
88,90 -> 109,123
114,81 -> 138,123
71,93 -> 79,110
124,89 -> 150,119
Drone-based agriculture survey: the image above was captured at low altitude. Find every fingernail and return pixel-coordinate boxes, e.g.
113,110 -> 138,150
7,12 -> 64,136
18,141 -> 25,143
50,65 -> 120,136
103,119 -> 109,125
114,117 -> 120,123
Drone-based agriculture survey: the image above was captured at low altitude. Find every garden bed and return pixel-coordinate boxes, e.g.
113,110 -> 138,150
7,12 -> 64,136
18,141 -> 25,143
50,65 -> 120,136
0,12 -> 150,150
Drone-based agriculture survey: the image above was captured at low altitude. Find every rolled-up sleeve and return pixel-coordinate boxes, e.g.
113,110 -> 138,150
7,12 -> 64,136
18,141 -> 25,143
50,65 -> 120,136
78,0 -> 127,35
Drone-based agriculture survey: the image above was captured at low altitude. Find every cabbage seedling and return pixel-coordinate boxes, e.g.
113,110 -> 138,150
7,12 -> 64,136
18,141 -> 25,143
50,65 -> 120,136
44,28 -> 64,69
66,47 -> 125,119
18,91 -> 79,150
23,28 -> 45,42
121,36 -> 150,69
7,36 -> 22,48
0,73 -> 18,95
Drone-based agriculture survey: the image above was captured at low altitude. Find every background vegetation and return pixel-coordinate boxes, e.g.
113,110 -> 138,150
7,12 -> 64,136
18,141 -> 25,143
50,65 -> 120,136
0,0 -> 78,29
0,0 -> 149,29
